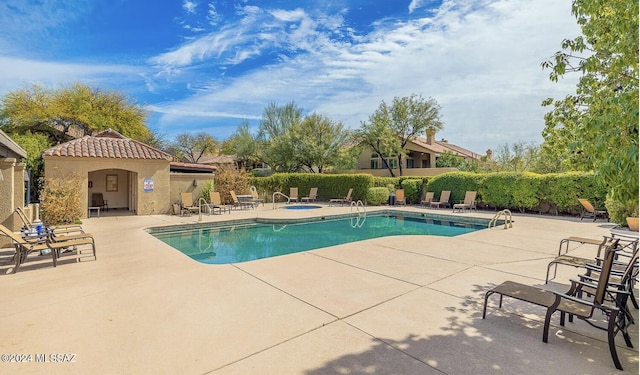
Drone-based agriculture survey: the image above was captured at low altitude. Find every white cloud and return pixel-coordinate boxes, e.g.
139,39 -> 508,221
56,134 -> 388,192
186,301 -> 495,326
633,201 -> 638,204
0,56 -> 144,95
182,0 -> 197,14
150,0 -> 581,153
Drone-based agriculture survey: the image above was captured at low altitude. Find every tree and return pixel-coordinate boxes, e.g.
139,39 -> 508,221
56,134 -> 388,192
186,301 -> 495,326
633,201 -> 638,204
541,0 -> 638,222
10,132 -> 51,202
0,82 -> 151,143
257,102 -> 304,172
492,142 -> 540,172
358,94 -> 443,176
296,113 -> 352,173
221,120 -> 259,170
169,132 -> 218,163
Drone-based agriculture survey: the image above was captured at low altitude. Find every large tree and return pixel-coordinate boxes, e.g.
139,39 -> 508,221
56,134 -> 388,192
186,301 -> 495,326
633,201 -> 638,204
257,102 -> 304,172
541,0 -> 638,222
296,113 -> 351,173
0,82 -> 151,143
221,120 -> 259,170
169,132 -> 218,163
358,94 -> 443,176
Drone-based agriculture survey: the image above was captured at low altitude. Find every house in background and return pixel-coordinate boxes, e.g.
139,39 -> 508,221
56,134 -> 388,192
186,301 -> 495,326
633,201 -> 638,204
355,129 -> 486,176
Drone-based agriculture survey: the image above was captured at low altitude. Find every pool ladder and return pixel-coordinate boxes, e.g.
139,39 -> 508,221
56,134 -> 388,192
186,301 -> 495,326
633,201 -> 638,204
489,209 -> 513,229
350,200 -> 366,228
272,192 -> 290,210
197,197 -> 208,222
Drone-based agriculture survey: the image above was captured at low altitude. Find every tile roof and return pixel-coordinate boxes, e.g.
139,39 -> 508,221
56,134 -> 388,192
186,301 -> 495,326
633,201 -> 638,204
0,129 -> 27,159
410,136 -> 482,160
170,162 -> 217,172
43,129 -> 173,161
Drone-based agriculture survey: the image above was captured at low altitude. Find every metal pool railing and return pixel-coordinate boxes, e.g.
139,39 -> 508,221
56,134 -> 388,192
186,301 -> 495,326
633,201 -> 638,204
272,192 -> 290,209
489,209 -> 513,229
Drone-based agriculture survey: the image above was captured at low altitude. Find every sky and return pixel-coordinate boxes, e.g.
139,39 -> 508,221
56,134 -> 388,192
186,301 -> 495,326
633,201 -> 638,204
0,0 -> 582,154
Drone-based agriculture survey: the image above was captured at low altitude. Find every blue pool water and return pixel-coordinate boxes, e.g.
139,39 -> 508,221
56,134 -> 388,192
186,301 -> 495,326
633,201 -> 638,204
150,214 -> 486,264
282,205 -> 322,210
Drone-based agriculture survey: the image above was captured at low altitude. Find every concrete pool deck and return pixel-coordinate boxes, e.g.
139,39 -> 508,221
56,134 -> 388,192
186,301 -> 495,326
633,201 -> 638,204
0,204 -> 637,374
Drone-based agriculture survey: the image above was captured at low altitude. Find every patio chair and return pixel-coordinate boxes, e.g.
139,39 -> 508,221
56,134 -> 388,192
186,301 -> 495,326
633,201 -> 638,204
230,190 -> 254,210
545,236 -> 608,283
420,192 -> 434,207
578,198 -> 608,222
208,191 -> 231,215
180,192 -> 200,216
576,249 -> 639,324
289,187 -> 299,203
452,191 -> 477,212
249,186 -> 265,206
301,187 -> 318,203
429,190 -> 451,209
395,189 -> 406,205
0,224 -> 96,274
484,240 -> 633,370
329,188 -> 353,206
14,207 -> 84,235
91,193 -> 109,212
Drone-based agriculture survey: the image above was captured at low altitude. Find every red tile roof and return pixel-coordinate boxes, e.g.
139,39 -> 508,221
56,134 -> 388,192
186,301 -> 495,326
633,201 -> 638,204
43,129 -> 173,161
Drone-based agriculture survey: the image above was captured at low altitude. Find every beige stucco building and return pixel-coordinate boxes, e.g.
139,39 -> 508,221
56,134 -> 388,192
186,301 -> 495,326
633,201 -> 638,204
42,129 -> 216,218
355,130 -> 487,176
0,130 -> 27,234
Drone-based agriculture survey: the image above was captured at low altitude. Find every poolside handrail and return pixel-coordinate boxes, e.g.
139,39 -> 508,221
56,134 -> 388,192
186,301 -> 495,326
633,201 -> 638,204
349,200 -> 367,228
272,192 -> 290,210
489,209 -> 513,229
197,197 -> 208,222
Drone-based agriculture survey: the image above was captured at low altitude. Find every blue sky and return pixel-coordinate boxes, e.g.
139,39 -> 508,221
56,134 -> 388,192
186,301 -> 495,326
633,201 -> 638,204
0,0 -> 581,154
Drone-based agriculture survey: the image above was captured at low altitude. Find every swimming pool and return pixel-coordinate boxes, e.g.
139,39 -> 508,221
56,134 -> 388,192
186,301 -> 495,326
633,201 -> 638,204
149,212 -> 489,264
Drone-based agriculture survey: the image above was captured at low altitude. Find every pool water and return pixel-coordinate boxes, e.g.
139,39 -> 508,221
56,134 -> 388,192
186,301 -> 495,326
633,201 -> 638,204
282,205 -> 322,210
151,214 -> 486,264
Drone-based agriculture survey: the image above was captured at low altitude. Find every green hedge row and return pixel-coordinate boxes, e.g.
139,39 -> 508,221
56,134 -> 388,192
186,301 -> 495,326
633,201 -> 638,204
249,173 -> 372,202
249,172 -> 606,215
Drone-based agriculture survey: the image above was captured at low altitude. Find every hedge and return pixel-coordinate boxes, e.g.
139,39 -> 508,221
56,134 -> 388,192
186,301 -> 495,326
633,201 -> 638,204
249,173 -> 373,203
249,171 -> 607,215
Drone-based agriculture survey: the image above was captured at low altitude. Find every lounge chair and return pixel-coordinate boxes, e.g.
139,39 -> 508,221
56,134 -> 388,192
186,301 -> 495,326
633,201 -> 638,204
545,236 -> 608,283
484,240 -> 633,370
329,188 -> 353,206
301,187 -> 318,203
429,190 -> 451,209
578,198 -> 608,222
289,187 -> 299,203
249,186 -> 264,206
15,207 -> 84,235
91,193 -> 109,212
453,191 -> 477,212
394,189 -> 406,205
0,224 -> 96,274
230,190 -> 254,210
420,192 -> 434,207
208,191 -> 231,214
180,192 -> 200,216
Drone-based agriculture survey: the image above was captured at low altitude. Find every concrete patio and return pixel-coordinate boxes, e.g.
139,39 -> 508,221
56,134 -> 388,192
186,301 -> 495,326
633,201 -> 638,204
1,205 -> 637,374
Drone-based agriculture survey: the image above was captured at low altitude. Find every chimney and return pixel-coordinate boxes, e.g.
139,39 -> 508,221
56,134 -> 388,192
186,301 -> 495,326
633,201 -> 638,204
426,128 -> 435,145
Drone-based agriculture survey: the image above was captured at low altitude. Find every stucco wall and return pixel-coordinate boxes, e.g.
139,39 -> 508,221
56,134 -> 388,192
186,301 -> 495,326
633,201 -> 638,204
169,173 -> 215,209
43,156 -> 170,218
0,158 -> 26,247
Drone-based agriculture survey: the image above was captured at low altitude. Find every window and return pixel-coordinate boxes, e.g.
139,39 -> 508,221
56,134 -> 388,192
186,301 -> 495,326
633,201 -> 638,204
106,174 -> 118,192
370,159 -> 379,169
387,158 -> 397,169
406,159 -> 415,169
